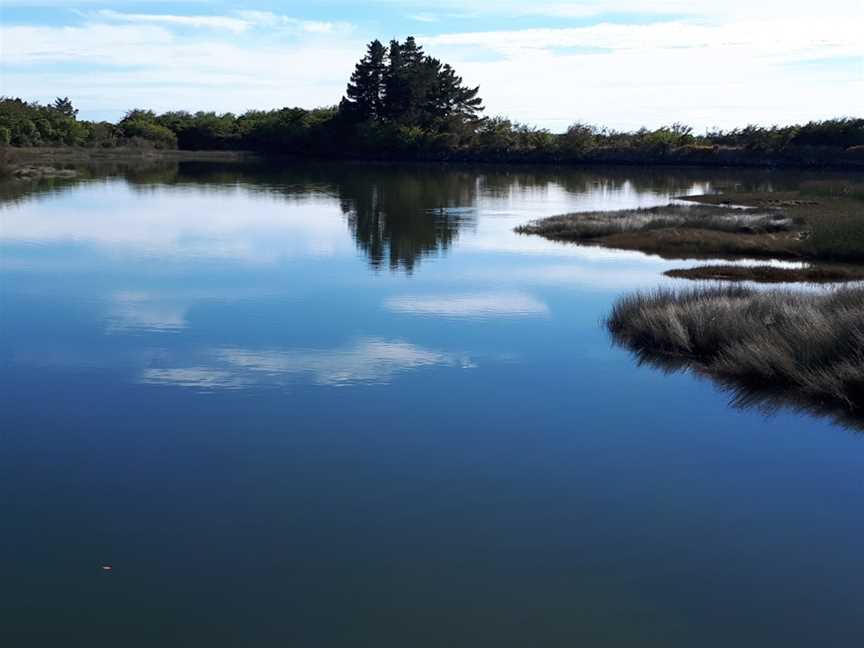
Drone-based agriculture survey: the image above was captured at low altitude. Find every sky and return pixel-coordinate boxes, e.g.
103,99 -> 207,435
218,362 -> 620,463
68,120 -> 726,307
0,0 -> 862,132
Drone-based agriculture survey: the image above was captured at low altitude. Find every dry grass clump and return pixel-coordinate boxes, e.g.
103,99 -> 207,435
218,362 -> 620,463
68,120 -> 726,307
683,187 -> 864,263
515,204 -> 797,240
664,264 -> 864,283
607,286 -> 864,413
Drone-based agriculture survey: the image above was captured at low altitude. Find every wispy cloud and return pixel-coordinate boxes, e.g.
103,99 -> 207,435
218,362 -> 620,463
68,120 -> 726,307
107,291 -> 188,333
384,292 -> 549,319
94,9 -> 252,33
408,13 -> 440,23
235,11 -> 350,34
142,339 -> 474,389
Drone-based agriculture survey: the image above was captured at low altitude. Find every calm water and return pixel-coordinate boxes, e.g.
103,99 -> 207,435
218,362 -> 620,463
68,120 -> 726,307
2,162 -> 862,647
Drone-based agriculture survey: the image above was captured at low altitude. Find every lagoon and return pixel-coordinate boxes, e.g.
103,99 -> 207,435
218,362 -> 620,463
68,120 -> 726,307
1,161 -> 862,646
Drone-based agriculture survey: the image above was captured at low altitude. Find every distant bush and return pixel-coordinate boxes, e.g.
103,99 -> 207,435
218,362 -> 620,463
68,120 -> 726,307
118,110 -> 178,149
0,96 -> 87,146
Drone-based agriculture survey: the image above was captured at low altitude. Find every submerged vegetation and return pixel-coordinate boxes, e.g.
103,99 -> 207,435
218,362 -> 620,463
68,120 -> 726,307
607,286 -> 864,428
2,37 -> 863,167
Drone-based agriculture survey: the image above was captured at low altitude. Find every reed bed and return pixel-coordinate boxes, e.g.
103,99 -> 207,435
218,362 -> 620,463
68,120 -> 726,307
515,204 -> 798,240
607,286 -> 864,412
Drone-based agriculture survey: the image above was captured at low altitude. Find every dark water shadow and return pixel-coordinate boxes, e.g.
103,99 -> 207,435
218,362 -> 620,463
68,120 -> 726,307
617,343 -> 864,434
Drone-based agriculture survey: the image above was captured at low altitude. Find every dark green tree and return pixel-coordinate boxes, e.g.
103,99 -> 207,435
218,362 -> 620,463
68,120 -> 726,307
425,61 -> 483,125
341,39 -> 388,120
343,37 -> 484,133
52,97 -> 78,118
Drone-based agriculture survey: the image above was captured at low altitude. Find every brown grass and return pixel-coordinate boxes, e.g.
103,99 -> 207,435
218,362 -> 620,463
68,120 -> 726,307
682,188 -> 864,263
606,286 -> 864,425
517,183 -> 864,265
515,202 -> 809,260
665,264 -> 864,283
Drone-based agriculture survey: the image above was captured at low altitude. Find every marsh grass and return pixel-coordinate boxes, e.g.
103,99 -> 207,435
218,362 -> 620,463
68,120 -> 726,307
606,287 -> 864,420
664,264 -> 864,283
515,204 -> 798,240
683,186 -> 864,263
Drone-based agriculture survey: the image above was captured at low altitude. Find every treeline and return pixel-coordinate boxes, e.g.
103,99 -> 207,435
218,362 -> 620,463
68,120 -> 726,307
2,36 -> 863,167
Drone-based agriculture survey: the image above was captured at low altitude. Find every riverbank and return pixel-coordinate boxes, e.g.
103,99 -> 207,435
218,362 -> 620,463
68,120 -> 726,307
3,138 -> 864,176
378,143 -> 864,170
0,146 -> 257,180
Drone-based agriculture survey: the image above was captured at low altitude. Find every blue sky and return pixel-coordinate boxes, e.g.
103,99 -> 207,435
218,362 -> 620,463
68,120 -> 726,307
1,1 -> 862,131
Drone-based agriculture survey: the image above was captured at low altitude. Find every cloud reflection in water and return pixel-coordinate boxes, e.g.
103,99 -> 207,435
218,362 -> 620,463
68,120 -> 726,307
384,292 -> 549,319
141,339 -> 474,389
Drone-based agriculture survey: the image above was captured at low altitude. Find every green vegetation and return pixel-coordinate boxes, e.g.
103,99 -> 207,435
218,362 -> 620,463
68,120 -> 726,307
2,37 -> 862,167
607,286 -> 864,425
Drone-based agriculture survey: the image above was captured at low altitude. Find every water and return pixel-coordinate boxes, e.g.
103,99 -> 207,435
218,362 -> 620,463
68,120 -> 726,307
2,161 -> 862,647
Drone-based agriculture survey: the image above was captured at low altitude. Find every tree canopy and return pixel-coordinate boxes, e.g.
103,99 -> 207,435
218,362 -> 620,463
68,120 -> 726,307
340,37 -> 484,131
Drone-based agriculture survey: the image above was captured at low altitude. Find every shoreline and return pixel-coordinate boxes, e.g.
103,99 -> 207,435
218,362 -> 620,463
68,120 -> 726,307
3,145 -> 864,173
1,147 -> 257,179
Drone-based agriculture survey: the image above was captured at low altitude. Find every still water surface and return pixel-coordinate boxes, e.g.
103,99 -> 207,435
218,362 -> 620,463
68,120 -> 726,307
2,162 -> 862,646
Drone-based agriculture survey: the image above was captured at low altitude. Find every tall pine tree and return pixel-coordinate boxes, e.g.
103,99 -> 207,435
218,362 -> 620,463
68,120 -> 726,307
341,40 -> 387,120
342,37 -> 484,130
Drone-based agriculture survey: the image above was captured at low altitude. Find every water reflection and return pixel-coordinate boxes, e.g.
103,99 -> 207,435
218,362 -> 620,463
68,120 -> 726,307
384,292 -> 549,319
107,291 -> 188,333
335,167 -> 479,272
4,161 -> 864,646
612,337 -> 864,433
142,339 -> 474,389
2,160 -> 841,273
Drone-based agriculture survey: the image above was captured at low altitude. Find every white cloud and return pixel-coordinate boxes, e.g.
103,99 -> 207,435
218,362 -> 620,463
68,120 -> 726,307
409,13 -> 440,23
218,340 -> 466,385
234,11 -> 349,34
380,0 -> 863,22
107,291 -> 188,333
141,367 -> 247,390
142,340 -> 473,389
422,20 -> 862,62
0,18 -> 362,117
94,9 -> 252,33
384,292 -> 549,318
420,17 -> 864,130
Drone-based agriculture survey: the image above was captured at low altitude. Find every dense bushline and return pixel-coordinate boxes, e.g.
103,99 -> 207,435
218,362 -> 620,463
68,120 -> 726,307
2,37 -> 863,167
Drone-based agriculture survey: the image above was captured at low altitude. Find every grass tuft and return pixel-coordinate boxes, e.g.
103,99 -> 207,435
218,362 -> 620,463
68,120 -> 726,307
515,204 -> 798,240
606,286 -> 864,422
